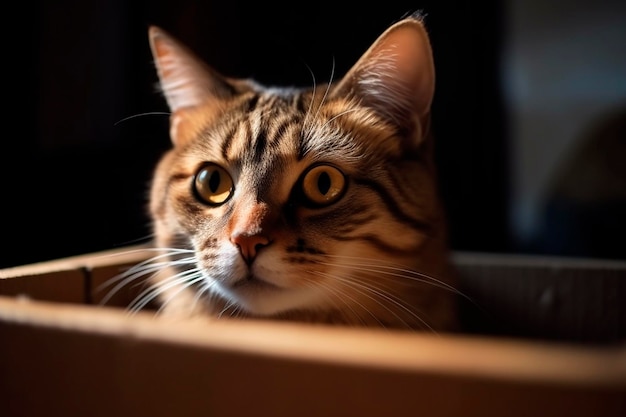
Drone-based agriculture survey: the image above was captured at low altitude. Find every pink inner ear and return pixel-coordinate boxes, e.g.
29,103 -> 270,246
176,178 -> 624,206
378,27 -> 435,117
335,19 -> 436,133
149,26 -> 223,113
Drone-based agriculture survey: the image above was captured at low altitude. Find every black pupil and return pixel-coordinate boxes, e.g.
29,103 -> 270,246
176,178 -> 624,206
318,171 -> 331,195
209,170 -> 221,193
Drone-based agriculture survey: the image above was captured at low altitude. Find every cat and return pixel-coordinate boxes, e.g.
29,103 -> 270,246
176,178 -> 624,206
116,12 -> 460,332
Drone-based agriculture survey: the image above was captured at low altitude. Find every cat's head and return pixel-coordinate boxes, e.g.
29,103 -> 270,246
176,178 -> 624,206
145,13 -> 456,330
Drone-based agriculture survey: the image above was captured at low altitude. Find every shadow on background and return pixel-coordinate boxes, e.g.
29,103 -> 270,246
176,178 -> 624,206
535,106 -> 626,260
3,1 -> 624,267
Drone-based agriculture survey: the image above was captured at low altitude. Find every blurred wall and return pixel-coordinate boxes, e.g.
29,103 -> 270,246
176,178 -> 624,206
5,1 -> 623,267
503,0 -> 626,258
2,1 -> 510,268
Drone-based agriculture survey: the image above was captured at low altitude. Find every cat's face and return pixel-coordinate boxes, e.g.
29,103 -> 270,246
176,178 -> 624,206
141,13 -> 457,330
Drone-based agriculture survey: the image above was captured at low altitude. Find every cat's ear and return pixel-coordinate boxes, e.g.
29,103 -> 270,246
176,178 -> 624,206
148,26 -> 234,145
333,15 -> 435,145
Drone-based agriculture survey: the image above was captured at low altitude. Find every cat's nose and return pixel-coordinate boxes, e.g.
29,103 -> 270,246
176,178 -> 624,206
229,200 -> 275,264
231,233 -> 270,264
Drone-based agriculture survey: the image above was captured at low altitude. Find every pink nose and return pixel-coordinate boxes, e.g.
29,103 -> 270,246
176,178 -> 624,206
231,233 -> 270,264
228,200 -> 275,264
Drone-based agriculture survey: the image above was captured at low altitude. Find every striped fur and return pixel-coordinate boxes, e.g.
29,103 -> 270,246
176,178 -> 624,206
134,13 -> 458,331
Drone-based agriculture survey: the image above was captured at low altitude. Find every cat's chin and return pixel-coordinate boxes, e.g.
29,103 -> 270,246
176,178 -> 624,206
214,276 -> 320,317
231,274 -> 281,291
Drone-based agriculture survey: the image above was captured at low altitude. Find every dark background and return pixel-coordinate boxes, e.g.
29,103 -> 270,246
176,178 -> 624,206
2,1 -> 624,268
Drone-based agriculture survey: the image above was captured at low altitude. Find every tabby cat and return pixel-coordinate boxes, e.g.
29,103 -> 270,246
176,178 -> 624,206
121,12 -> 458,331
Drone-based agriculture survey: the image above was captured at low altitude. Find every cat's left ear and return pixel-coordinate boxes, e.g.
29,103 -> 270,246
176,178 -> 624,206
333,14 -> 435,145
148,26 -> 236,146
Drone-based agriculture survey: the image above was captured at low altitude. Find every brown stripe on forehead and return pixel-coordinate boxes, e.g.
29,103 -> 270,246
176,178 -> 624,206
220,94 -> 261,160
222,97 -> 276,163
245,94 -> 260,113
252,123 -> 268,163
292,94 -> 315,161
262,94 -> 282,108
246,152 -> 292,202
220,123 -> 239,160
221,119 -> 254,165
294,92 -> 310,114
219,91 -> 307,162
253,115 -> 302,164
245,98 -> 302,162
267,113 -> 301,143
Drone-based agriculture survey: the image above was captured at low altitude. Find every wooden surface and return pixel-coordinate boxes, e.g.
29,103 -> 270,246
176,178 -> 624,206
1,246 -> 625,416
0,296 -> 624,417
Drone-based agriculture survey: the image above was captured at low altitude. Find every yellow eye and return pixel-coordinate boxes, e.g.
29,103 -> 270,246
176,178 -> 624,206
194,163 -> 234,206
301,165 -> 346,206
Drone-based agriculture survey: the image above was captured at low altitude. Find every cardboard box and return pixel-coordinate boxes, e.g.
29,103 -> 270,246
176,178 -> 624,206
1,246 -> 624,417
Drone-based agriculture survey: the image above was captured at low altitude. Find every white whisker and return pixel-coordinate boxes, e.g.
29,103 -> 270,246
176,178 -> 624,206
128,267 -> 203,315
319,254 -> 473,300
218,300 -> 238,318
311,270 -> 436,333
189,279 -> 217,314
302,274 -> 381,327
97,247 -> 195,307
155,273 -> 206,315
319,108 -> 360,131
114,112 -> 171,126
312,57 -> 335,122
301,62 -> 317,137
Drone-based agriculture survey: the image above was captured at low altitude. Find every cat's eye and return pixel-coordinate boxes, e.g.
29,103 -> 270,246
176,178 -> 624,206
194,163 -> 234,206
301,165 -> 347,206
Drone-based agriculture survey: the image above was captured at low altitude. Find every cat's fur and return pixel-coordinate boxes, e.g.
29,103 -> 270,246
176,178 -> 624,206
131,12 -> 458,331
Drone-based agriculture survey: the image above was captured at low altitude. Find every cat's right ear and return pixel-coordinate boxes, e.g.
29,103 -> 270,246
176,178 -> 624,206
148,26 -> 233,146
332,15 -> 435,149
